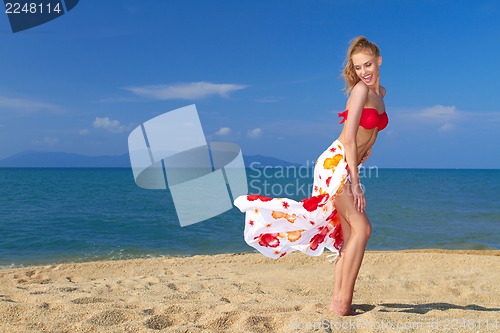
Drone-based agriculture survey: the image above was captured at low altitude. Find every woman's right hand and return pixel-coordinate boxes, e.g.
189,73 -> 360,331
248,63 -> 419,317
351,182 -> 366,213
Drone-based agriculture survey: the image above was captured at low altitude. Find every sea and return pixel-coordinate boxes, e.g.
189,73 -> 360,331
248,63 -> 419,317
0,167 -> 499,268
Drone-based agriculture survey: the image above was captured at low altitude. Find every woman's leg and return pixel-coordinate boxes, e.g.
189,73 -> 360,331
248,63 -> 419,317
331,183 -> 372,315
330,213 -> 350,312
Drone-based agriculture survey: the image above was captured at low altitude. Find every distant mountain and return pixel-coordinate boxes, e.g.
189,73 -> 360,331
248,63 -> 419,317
0,151 -> 301,168
242,154 -> 302,168
0,151 -> 130,168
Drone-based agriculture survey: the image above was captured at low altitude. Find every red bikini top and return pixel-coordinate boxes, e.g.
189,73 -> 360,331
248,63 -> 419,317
338,108 -> 388,131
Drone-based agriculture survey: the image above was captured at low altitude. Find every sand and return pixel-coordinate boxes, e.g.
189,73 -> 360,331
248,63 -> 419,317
0,250 -> 498,332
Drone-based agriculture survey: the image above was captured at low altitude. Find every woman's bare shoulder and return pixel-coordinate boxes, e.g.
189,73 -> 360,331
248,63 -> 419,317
352,81 -> 369,94
380,85 -> 386,97
346,82 -> 369,109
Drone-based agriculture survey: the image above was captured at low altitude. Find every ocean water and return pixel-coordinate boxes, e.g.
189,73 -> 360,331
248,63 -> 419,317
0,167 -> 499,268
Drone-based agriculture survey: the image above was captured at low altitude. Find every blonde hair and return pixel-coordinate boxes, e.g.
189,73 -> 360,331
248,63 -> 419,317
342,36 -> 381,95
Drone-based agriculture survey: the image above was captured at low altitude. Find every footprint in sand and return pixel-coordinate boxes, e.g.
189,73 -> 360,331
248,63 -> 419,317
25,270 -> 36,278
209,311 -> 238,331
38,278 -> 52,285
87,310 -> 127,326
245,315 -> 275,333
143,314 -> 174,330
71,297 -> 108,304
0,295 -> 15,303
166,283 -> 178,291
38,302 -> 49,309
142,308 -> 155,316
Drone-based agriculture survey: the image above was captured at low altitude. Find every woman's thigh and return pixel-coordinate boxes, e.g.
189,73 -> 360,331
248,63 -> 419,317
335,183 -> 371,232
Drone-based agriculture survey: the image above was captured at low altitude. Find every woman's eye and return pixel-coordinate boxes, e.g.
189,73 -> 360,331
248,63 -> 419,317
366,63 -> 371,67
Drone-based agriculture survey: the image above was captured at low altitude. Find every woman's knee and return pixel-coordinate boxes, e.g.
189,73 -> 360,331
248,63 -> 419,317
364,220 -> 372,240
351,215 -> 372,241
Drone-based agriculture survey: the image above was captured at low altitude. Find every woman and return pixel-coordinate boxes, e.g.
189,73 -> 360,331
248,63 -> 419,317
234,36 -> 387,316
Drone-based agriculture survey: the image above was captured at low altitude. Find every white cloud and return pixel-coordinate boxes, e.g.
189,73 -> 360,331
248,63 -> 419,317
0,96 -> 62,114
31,136 -> 59,146
414,105 -> 461,121
247,128 -> 262,138
125,81 -> 248,100
93,117 -> 127,133
395,105 -> 463,133
215,127 -> 231,136
438,123 -> 455,133
387,106 -> 500,137
79,129 -> 89,136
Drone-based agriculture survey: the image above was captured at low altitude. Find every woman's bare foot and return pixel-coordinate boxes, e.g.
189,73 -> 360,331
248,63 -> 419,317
329,295 -> 340,312
330,295 -> 353,316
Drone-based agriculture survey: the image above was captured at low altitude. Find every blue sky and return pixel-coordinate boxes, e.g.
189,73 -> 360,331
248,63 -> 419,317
1,0 -> 499,168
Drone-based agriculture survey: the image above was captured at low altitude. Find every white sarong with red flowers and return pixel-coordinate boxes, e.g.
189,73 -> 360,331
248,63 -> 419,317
234,140 -> 349,259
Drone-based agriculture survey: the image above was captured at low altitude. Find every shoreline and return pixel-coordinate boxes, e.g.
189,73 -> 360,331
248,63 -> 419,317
369,248 -> 500,255
2,248 -> 498,271
1,250 -> 499,332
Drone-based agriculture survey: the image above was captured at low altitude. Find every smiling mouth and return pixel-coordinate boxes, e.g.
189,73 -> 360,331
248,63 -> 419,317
363,74 -> 372,82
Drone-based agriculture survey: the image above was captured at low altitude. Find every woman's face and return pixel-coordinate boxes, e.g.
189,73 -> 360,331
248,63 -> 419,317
352,51 -> 382,87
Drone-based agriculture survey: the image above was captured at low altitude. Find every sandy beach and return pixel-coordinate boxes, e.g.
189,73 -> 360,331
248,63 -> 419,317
0,250 -> 498,332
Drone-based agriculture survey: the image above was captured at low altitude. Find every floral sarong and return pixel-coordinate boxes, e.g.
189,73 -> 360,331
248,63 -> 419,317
234,140 -> 349,259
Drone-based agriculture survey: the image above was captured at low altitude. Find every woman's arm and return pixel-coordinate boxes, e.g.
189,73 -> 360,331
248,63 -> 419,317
343,82 -> 368,212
